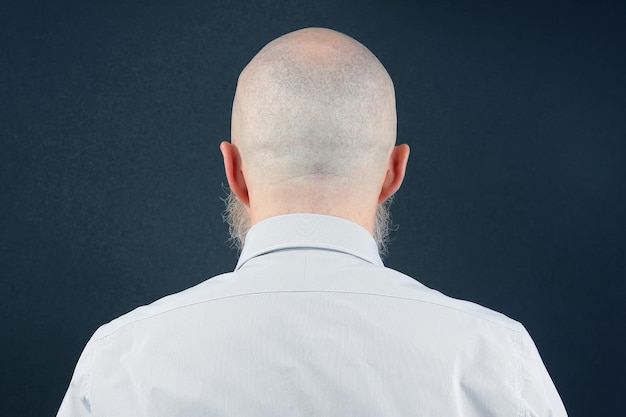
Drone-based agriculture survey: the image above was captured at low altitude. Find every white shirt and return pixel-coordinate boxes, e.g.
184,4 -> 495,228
58,213 -> 566,416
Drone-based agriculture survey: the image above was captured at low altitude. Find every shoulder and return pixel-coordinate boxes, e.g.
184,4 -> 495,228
90,271 -> 237,342
364,265 -> 525,333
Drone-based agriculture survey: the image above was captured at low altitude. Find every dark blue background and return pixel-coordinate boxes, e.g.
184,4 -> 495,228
1,0 -> 624,415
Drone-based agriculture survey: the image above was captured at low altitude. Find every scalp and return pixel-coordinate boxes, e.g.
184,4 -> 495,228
231,28 -> 397,188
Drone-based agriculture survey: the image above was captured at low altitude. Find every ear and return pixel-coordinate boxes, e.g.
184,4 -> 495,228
220,141 -> 250,206
378,144 -> 410,203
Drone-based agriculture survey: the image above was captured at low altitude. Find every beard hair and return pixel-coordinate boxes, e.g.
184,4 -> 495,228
222,189 -> 396,258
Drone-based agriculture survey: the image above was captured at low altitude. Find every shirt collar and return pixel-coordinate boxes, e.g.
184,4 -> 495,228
235,213 -> 384,270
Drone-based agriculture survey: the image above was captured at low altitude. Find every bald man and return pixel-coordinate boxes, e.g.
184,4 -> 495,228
58,28 -> 566,416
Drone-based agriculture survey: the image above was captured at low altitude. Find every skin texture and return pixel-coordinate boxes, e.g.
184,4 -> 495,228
221,27 -> 410,240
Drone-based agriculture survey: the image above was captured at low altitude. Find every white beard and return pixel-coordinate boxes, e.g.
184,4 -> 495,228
222,190 -> 395,257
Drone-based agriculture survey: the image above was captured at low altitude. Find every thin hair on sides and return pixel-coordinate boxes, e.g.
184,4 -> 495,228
221,187 -> 397,258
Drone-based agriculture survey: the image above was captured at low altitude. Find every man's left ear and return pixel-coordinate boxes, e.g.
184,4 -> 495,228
378,144 -> 410,203
220,141 -> 250,206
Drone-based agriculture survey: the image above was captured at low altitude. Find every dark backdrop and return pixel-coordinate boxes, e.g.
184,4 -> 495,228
1,0 -> 624,415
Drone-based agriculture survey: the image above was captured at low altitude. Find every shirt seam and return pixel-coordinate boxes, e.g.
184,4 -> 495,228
514,325 -> 524,417
93,288 -> 523,341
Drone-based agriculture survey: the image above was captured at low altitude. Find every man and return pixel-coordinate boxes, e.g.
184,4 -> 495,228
58,27 -> 567,416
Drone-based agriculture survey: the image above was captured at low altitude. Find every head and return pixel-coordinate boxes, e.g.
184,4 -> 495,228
221,27 -> 409,254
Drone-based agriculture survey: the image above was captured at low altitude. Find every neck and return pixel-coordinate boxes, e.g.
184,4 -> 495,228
248,188 -> 379,235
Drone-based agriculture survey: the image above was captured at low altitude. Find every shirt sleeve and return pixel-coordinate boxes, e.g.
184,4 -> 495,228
56,335 -> 96,417
518,327 -> 568,417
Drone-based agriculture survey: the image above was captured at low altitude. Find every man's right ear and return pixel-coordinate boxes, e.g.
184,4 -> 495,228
220,141 -> 250,206
378,144 -> 410,203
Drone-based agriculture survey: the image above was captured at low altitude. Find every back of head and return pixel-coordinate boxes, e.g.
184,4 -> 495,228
231,28 -> 397,199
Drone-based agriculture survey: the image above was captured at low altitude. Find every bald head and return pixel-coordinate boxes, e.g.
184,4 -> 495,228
223,28 -> 408,250
232,28 -> 397,192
